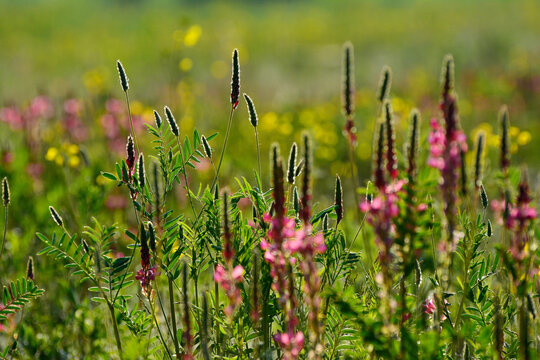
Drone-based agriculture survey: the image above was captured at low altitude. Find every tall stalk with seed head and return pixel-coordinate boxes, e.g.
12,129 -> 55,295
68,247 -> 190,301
212,49 -> 240,190
244,93 -> 261,181
117,60 -> 139,155
1,177 -> 9,261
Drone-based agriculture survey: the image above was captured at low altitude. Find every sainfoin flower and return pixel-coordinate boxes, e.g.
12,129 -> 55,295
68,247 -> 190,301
504,179 -> 536,262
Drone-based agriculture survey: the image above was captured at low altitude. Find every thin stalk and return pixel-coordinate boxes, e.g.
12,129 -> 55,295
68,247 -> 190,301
347,143 -> 361,221
107,301 -> 124,360
175,136 -> 196,217
254,127 -> 262,181
168,277 -> 181,359
0,206 -> 7,261
124,91 -> 140,155
211,106 -> 235,191
214,275 -> 222,357
150,299 -> 173,360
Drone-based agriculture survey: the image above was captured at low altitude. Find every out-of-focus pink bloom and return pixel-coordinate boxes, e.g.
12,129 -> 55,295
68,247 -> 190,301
105,195 -> 127,210
214,263 -> 243,317
28,95 -> 54,119
0,106 -> 24,130
274,331 -> 304,359
423,299 -> 436,315
27,163 -> 44,179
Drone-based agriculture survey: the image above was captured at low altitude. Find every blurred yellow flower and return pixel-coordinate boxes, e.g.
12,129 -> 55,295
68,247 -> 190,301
184,25 -> 202,47
131,101 -> 144,115
67,144 -> 79,156
96,174 -> 107,186
83,68 -> 106,95
510,126 -> 520,137
68,156 -> 80,168
45,147 -> 59,161
55,155 -> 64,166
179,58 -> 193,72
517,131 -> 531,146
261,112 -> 278,132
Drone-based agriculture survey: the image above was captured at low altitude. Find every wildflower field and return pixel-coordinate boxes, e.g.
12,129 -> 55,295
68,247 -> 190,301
1,0 -> 540,359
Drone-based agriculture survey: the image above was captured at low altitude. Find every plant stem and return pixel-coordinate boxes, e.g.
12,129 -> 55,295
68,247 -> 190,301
168,277 -> 181,359
175,136 -> 196,217
124,91 -> 140,155
0,206 -> 7,262
211,106 -> 235,191
254,127 -> 262,182
107,301 -> 124,360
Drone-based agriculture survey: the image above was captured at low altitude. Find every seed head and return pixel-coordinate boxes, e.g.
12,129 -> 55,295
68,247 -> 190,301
499,105 -> 510,173
2,177 -> 10,207
153,110 -> 162,129
441,54 -> 454,98
138,153 -> 145,189
230,49 -> 240,109
287,143 -> 297,185
201,135 -> 212,159
377,65 -> 392,103
293,187 -> 299,216
164,106 -> 179,137
243,93 -> 258,127
334,175 -> 343,224
295,160 -> 304,178
116,60 -> 129,92
487,219 -> 492,237
147,221 -> 156,253
474,132 -> 485,188
49,206 -> 63,227
300,133 -> 312,224
140,222 -> 150,269
480,184 -> 488,209
26,256 -> 34,281
460,149 -> 468,196
406,109 -> 420,180
82,239 -> 90,254
342,42 -> 355,118
374,122 -> 386,190
383,100 -> 397,179
323,213 -> 329,232
126,136 -> 136,175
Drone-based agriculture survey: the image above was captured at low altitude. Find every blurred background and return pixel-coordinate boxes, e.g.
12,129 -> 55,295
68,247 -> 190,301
1,0 -> 540,356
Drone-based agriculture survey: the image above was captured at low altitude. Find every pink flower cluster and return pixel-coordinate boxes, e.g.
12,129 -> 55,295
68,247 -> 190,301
135,265 -> 160,295
213,264 -> 244,317
274,331 -> 305,360
360,180 -> 405,263
427,119 -> 467,171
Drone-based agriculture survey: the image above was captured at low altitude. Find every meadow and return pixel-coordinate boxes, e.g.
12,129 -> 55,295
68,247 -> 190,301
0,0 -> 539,359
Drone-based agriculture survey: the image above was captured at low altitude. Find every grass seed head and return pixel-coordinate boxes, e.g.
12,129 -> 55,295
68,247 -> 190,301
126,136 -> 135,174
164,106 -> 179,137
116,60 -> 129,92
377,65 -> 392,103
243,93 -> 258,127
202,135 -> 212,158
334,175 -> 343,224
384,100 -> 397,179
480,184 -> 488,209
374,122 -> 386,190
140,222 -> 150,269
26,256 -> 34,281
474,131 -> 485,188
153,110 -> 162,129
148,221 -> 156,253
406,109 -> 420,180
300,133 -> 312,223
49,206 -> 63,227
138,153 -> 145,189
499,105 -> 510,172
441,54 -> 454,97
287,142 -> 297,185
2,177 -> 10,207
342,42 -> 355,117
231,49 -> 240,109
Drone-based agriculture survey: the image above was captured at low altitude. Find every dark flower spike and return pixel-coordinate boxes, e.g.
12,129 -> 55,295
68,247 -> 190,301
153,110 -> 162,129
293,187 -> 299,215
148,221 -> 156,253
374,122 -> 386,190
334,175 -> 343,224
441,54 -> 454,98
383,100 -> 397,179
342,42 -> 355,118
287,142 -> 297,185
140,222 -> 150,269
49,206 -> 63,227
116,60 -> 129,92
377,65 -> 392,103
499,105 -> 510,173
164,106 -> 179,137
460,149 -> 468,196
2,177 -> 10,207
300,133 -> 312,223
201,135 -> 212,159
126,136 -> 135,175
406,109 -> 420,180
26,256 -> 34,281
243,93 -> 258,127
323,213 -> 329,232
82,239 -> 90,254
230,49 -> 240,109
138,153 -> 145,189
487,220 -> 493,237
474,131 -> 485,188
480,184 -> 488,209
